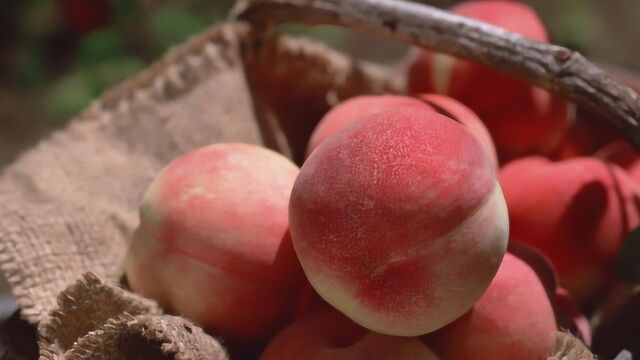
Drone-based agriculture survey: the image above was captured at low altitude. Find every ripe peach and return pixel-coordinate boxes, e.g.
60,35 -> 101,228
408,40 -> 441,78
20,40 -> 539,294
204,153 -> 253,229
419,93 -> 498,168
596,140 -> 638,167
480,89 -> 573,160
408,0 -> 547,113
552,107 -> 620,160
555,287 -> 592,346
407,1 -> 571,159
261,309 -> 440,360
124,143 -> 304,341
289,107 -> 509,336
594,140 -> 640,183
499,156 -> 640,304
305,95 -> 433,155
508,242 -> 591,344
424,253 -> 557,360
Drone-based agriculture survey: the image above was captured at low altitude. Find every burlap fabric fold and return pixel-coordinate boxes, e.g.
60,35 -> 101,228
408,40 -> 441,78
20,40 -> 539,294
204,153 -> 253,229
0,22 -> 592,358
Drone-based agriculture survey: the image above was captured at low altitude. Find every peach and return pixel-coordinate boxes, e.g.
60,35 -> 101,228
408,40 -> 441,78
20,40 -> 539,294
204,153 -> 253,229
594,140 -> 640,183
305,95 -> 433,155
555,287 -> 592,346
124,143 -> 304,341
261,309 -> 440,360
552,107 -> 620,160
596,140 -> 638,168
424,253 -> 557,360
480,90 -> 573,160
289,107 -> 509,336
419,93 -> 498,168
499,156 -> 640,304
508,242 -> 591,344
407,0 -> 571,159
409,1 -> 547,112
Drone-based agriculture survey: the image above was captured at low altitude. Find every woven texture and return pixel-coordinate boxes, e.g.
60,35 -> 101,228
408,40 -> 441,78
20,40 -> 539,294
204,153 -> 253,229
0,23 -> 263,325
548,332 -> 595,360
0,20 -> 594,359
37,273 -> 228,359
0,22 -> 402,358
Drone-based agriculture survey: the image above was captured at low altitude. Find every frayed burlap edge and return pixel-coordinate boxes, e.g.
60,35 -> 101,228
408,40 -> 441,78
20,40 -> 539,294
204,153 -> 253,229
548,332 -> 596,360
38,273 -> 226,360
62,314 -> 227,360
76,23 -> 248,123
0,22 -> 256,326
0,20 -> 401,326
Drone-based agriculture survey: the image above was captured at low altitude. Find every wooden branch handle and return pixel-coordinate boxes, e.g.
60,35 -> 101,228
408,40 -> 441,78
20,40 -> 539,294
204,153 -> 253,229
233,0 -> 640,149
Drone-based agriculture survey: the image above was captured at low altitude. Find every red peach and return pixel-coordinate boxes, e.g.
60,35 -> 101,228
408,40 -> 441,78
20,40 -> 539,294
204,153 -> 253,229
508,242 -> 591,344
594,140 -> 640,183
408,1 -> 572,159
424,253 -> 557,360
419,93 -> 498,168
555,288 -> 592,346
551,107 -> 620,160
596,140 -> 638,168
545,64 -> 640,161
479,87 -> 573,160
261,309 -> 440,360
499,156 -> 640,303
124,143 -> 304,341
408,1 -> 548,114
290,107 -> 509,336
305,95 -> 433,155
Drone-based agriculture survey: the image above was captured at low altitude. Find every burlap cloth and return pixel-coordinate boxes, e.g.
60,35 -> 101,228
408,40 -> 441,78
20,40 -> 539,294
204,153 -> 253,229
0,22 -> 593,359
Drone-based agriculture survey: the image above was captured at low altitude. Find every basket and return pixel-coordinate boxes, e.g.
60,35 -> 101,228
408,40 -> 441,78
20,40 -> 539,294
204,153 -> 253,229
2,0 -> 638,358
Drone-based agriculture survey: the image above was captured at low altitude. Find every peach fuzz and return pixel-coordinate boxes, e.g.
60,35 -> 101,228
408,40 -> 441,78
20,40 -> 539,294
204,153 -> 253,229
419,93 -> 498,168
305,95 -> 433,156
424,253 -> 557,360
289,107 -> 509,336
407,1 -> 571,159
124,143 -> 304,342
499,156 -> 640,304
261,309 -> 440,360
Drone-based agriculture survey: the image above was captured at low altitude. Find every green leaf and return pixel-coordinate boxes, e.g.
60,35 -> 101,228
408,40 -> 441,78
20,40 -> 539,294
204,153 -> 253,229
618,226 -> 640,284
545,0 -> 598,50
149,6 -> 209,53
45,71 -> 97,124
87,56 -> 145,91
78,29 -> 127,65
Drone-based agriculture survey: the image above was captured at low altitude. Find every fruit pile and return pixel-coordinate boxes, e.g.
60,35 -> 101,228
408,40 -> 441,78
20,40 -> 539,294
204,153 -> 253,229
123,1 -> 638,359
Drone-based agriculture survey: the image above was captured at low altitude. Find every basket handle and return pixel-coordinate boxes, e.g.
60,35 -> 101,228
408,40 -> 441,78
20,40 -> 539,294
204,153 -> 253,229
234,0 -> 640,150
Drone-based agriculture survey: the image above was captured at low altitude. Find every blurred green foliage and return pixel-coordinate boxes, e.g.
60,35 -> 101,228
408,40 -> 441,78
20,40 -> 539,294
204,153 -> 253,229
149,6 -> 210,52
0,0 -> 637,126
2,0 -> 235,122
537,0 -> 599,51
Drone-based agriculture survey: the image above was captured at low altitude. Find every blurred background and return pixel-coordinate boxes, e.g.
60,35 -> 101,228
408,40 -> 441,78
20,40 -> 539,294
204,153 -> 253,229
0,0 -> 639,171
0,0 -> 638,338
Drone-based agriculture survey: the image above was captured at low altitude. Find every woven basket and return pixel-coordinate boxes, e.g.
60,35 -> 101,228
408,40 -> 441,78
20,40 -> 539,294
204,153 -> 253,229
2,0 -> 630,357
